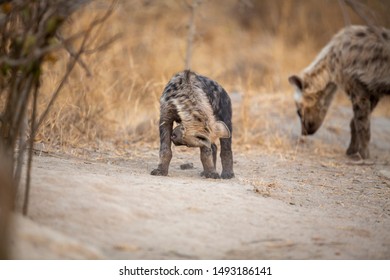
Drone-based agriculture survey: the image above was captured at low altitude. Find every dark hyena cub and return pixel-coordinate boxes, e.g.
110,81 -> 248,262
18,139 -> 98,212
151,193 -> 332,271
289,25 -> 390,159
151,70 -> 234,179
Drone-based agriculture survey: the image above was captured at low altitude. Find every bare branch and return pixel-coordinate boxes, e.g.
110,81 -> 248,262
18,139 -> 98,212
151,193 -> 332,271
338,0 -> 351,26
343,0 -> 378,26
23,79 -> 38,215
56,32 -> 92,77
83,33 -> 123,55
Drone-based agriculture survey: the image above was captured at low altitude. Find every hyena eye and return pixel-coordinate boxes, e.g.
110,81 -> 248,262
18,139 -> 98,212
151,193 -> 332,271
196,135 -> 207,142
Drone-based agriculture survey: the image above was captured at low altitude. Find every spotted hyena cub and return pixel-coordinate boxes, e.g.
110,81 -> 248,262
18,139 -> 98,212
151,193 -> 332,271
289,25 -> 390,159
151,70 -> 234,179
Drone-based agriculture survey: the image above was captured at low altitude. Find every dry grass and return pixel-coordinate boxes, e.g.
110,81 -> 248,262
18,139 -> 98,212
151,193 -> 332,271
32,0 -> 390,156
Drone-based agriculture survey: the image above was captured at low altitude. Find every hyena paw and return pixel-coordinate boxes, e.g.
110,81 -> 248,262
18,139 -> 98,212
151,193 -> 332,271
346,146 -> 358,156
346,148 -> 370,161
201,171 -> 220,179
358,148 -> 370,160
221,171 -> 234,179
151,168 -> 168,176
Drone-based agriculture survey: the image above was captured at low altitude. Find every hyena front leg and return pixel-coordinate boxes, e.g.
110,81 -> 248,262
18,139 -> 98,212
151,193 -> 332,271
151,119 -> 173,176
347,96 -> 379,157
220,137 -> 234,179
200,146 -> 220,179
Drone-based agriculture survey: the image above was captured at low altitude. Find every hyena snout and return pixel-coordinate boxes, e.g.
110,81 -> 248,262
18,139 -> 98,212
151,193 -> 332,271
171,125 -> 186,146
171,122 -> 230,148
301,120 -> 319,135
171,124 -> 212,148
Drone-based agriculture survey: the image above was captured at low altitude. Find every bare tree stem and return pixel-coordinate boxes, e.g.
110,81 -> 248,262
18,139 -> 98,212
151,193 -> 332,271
23,80 -> 39,216
185,0 -> 201,70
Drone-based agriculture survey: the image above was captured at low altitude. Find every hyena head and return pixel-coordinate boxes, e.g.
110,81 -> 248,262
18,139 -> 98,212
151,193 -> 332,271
288,75 -> 337,135
171,121 -> 230,148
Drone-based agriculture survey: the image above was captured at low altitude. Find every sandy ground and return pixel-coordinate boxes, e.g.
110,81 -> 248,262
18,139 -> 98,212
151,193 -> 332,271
8,93 -> 390,259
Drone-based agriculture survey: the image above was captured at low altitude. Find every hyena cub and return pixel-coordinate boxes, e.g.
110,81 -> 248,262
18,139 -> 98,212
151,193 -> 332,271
289,25 -> 390,159
151,70 -> 234,179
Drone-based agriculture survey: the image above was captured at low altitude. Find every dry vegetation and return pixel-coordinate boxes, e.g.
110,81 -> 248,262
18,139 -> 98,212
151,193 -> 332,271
29,0 -> 390,155
2,1 -> 390,261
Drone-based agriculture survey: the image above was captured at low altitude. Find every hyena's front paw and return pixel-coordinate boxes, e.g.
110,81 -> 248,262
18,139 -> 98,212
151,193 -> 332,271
151,168 -> 168,176
346,147 -> 370,161
200,171 -> 220,179
346,145 -> 358,156
221,171 -> 234,179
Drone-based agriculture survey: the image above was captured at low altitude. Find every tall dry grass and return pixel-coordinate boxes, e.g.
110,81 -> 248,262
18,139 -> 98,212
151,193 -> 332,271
34,0 -> 390,155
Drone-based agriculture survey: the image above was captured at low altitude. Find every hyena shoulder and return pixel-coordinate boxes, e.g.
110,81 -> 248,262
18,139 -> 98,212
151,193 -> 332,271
328,25 -> 390,90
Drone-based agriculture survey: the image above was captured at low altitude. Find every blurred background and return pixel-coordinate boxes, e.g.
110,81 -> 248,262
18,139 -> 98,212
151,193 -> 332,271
36,0 -> 390,156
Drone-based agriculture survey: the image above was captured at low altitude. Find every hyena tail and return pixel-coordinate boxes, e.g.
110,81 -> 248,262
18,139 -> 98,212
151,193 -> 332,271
183,69 -> 193,88
182,69 -> 198,102
184,69 -> 191,81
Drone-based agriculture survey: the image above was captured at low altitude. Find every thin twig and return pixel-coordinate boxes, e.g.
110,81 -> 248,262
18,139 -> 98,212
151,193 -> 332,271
184,0 -> 201,70
343,0 -> 377,26
13,108 -> 27,192
83,33 -> 122,55
56,32 -> 92,77
338,0 -> 351,26
23,79 -> 39,216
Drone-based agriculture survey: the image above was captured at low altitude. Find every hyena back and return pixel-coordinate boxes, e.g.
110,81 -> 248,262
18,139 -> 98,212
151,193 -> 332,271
289,25 -> 390,159
151,70 -> 234,179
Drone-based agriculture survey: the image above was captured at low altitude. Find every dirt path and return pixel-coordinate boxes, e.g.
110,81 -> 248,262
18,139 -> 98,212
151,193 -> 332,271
9,96 -> 390,259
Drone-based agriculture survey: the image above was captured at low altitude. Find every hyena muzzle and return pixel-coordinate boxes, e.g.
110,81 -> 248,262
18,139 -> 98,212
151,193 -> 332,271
289,25 -> 390,159
151,70 -> 235,179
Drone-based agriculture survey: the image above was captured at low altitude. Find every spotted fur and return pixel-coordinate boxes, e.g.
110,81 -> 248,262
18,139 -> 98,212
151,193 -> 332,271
151,70 -> 234,179
289,25 -> 390,159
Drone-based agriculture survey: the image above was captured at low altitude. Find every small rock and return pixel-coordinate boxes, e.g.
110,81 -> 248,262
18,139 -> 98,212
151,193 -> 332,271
180,163 -> 194,170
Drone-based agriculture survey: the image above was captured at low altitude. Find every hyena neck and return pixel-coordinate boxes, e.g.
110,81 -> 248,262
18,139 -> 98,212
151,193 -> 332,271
303,43 -> 338,96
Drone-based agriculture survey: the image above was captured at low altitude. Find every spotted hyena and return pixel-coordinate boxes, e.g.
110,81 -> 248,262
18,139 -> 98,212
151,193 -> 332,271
151,70 -> 234,179
289,25 -> 390,159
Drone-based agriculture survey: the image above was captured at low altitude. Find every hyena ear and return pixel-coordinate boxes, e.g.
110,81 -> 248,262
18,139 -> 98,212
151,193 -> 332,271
288,75 -> 303,91
195,134 -> 212,149
289,75 -> 304,103
321,82 -> 337,106
214,121 -> 231,139
325,82 -> 337,95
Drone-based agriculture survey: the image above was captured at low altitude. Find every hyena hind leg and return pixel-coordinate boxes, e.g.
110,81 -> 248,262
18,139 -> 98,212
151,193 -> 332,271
347,94 -> 379,160
346,118 -> 359,156
220,138 -> 234,179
